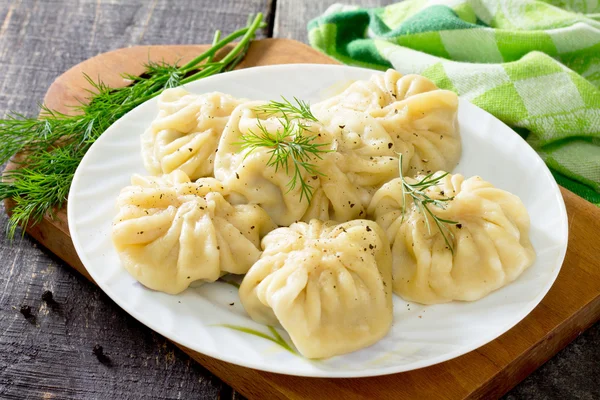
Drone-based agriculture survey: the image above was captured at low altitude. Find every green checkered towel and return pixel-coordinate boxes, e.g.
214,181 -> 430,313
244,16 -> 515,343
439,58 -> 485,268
308,0 -> 600,205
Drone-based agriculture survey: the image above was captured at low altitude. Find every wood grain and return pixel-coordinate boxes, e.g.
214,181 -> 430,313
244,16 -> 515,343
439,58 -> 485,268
0,1 -> 269,399
273,0 -> 397,41
4,37 -> 600,400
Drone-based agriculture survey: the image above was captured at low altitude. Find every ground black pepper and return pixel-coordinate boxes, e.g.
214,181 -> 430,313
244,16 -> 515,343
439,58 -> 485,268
19,305 -> 33,318
41,290 -> 58,309
41,290 -> 53,302
93,344 -> 104,357
93,344 -> 111,365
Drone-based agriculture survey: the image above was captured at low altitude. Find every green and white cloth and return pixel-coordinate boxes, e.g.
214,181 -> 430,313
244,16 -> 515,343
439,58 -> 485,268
308,0 -> 600,205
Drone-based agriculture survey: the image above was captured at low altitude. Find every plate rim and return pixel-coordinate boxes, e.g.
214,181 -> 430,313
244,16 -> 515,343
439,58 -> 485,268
68,63 -> 569,378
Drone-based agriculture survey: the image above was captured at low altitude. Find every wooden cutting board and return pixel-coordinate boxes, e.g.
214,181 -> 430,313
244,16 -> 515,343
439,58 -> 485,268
4,38 -> 600,400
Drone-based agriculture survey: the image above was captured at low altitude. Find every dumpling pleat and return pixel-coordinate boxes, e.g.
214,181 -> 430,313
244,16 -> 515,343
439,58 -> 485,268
369,172 -> 536,304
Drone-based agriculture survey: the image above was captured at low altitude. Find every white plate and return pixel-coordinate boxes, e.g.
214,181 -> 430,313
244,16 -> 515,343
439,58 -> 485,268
68,64 -> 568,378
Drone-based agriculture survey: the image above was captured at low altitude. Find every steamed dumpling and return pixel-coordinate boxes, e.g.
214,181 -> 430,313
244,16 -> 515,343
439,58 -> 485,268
142,87 -> 244,179
302,108 -> 399,221
214,101 -> 331,226
239,219 -> 393,359
112,170 -> 275,294
312,69 -> 461,177
368,172 -> 536,304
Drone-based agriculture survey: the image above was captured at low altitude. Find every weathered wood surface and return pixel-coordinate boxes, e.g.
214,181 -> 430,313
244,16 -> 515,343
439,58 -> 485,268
274,0 -> 392,39
0,1 -> 598,399
0,1 -> 266,399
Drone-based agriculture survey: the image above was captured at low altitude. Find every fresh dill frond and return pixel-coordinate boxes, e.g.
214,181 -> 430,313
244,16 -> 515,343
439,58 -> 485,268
0,13 -> 266,238
398,155 -> 458,254
142,60 -> 184,89
237,115 -> 329,203
254,96 -> 318,123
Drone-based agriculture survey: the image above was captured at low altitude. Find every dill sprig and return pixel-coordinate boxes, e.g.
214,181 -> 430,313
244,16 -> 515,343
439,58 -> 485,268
254,96 -> 317,123
237,99 -> 330,203
398,155 -> 458,253
0,14 -> 266,238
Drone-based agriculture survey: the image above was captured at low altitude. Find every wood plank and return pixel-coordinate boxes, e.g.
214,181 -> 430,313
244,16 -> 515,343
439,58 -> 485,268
0,1 -> 270,399
273,0 -> 396,42
4,38 -> 599,400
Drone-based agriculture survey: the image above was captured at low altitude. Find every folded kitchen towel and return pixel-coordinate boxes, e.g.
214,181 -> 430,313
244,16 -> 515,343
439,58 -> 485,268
308,0 -> 600,205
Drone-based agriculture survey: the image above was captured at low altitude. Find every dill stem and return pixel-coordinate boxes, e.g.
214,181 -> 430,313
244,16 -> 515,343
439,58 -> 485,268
180,14 -> 263,84
180,64 -> 222,85
179,29 -> 246,72
180,13 -> 264,73
218,14 -> 263,65
206,30 -> 221,63
225,40 -> 251,72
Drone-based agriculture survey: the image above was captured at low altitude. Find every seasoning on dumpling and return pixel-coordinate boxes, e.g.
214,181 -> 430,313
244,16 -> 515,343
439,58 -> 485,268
214,101 -> 332,226
239,219 -> 393,359
312,69 -> 461,177
141,88 -> 244,180
302,108 -> 399,221
111,170 -> 275,294
368,172 -> 536,304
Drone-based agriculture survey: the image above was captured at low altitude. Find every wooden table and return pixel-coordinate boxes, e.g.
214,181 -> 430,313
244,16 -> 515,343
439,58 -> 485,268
0,1 -> 598,399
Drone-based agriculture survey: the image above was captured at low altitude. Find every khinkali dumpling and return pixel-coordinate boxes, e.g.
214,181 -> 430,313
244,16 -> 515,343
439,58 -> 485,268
112,170 -> 275,294
303,108 -> 399,221
142,87 -> 243,179
368,172 -> 536,304
239,219 -> 393,359
312,69 -> 461,176
214,101 -> 332,226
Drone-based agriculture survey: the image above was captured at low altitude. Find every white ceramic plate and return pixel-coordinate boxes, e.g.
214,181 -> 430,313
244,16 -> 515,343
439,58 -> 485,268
68,64 -> 568,378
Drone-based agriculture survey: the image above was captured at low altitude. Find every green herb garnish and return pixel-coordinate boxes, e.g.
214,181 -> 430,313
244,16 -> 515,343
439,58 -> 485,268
398,155 -> 458,253
254,96 -> 318,123
218,324 -> 298,355
0,14 -> 266,238
237,98 -> 330,204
